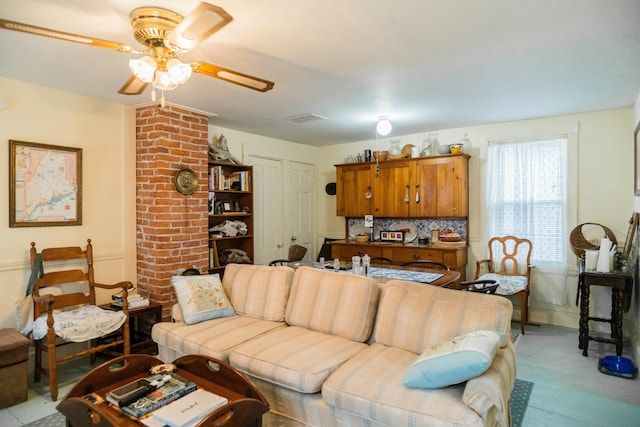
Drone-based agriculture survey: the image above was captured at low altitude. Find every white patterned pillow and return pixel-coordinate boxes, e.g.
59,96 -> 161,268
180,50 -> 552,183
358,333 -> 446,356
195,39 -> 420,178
172,274 -> 235,325
402,330 -> 501,389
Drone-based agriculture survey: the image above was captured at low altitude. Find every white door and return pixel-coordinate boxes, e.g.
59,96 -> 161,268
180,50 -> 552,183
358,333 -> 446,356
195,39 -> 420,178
288,162 -> 315,261
249,156 -> 284,265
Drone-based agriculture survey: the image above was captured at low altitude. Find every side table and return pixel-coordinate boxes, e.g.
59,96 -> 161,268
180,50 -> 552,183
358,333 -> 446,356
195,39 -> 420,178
56,354 -> 269,427
578,261 -> 633,356
99,303 -> 162,355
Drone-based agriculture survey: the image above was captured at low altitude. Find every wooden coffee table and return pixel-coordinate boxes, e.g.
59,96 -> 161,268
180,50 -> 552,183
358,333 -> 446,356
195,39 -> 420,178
57,354 -> 268,426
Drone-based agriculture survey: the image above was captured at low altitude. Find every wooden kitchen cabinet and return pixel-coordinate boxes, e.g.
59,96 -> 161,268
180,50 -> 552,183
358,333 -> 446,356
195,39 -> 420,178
336,163 -> 372,217
409,155 -> 469,217
331,243 -> 388,259
331,240 -> 467,282
372,160 -> 410,217
409,158 -> 438,217
434,155 -> 469,217
336,154 -> 469,219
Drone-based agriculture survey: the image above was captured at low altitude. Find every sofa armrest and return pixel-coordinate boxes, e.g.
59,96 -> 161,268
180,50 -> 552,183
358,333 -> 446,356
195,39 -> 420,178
463,340 -> 516,427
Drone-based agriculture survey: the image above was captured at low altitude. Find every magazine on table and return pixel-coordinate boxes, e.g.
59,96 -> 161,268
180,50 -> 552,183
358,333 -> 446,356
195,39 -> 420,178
110,372 -> 197,418
111,292 -> 150,309
145,388 -> 228,427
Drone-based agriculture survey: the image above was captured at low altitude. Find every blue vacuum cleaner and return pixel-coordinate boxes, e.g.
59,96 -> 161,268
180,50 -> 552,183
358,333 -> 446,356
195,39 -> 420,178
598,356 -> 638,379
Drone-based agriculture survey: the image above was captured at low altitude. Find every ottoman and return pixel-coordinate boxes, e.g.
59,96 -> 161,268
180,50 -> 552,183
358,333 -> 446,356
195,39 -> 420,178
0,328 -> 30,409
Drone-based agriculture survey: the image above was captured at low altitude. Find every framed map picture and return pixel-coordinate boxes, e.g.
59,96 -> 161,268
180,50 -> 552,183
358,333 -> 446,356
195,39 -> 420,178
9,140 -> 82,227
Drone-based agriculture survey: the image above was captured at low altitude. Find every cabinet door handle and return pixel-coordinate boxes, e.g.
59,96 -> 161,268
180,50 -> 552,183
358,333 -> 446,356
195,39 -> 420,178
404,184 -> 410,203
415,184 -> 420,203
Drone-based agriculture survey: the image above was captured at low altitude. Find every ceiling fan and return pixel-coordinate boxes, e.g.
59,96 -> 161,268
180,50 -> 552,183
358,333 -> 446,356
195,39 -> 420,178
0,2 -> 274,105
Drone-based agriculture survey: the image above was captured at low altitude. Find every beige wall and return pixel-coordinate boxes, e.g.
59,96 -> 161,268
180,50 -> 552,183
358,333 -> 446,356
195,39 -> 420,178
207,124 -> 320,258
0,75 -> 636,337
316,108 -> 635,329
0,77 -> 137,329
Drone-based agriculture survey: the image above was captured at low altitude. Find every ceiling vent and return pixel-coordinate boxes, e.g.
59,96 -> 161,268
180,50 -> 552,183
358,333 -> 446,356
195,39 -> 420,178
285,113 -> 328,124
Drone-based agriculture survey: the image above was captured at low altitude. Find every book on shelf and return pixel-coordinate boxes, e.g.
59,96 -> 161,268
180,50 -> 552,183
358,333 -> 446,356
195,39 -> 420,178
149,388 -> 228,427
118,372 -> 198,419
209,166 -> 224,191
239,170 -> 250,191
209,166 -> 250,192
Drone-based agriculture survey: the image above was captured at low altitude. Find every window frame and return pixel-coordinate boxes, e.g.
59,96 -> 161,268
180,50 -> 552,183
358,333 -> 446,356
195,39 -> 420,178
477,124 -> 578,270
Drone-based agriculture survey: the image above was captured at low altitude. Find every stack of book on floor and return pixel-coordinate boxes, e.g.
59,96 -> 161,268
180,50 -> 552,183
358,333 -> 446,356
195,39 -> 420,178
105,372 -> 228,426
112,292 -> 150,309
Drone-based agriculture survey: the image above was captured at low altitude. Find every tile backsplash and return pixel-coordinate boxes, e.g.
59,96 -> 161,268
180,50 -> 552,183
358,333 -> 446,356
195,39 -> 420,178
347,218 -> 466,241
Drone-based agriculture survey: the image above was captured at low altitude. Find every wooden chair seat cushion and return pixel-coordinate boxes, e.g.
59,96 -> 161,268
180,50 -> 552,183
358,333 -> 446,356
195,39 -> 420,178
32,305 -> 126,342
478,273 -> 528,295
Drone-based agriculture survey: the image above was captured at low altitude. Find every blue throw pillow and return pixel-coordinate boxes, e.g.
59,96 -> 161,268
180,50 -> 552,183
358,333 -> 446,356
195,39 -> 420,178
402,330 -> 501,389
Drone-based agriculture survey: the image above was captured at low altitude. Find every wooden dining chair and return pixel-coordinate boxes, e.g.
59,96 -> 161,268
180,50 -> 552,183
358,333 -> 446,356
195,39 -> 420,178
473,235 -> 533,334
288,244 -> 308,261
316,237 -> 340,261
459,279 -> 499,294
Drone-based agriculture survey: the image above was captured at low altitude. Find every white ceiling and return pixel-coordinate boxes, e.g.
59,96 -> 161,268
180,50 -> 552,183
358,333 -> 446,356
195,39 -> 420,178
1,0 -> 639,146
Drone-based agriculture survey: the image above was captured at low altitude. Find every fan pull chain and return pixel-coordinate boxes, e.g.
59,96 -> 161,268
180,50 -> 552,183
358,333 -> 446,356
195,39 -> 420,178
160,90 -> 166,107
151,88 -> 157,102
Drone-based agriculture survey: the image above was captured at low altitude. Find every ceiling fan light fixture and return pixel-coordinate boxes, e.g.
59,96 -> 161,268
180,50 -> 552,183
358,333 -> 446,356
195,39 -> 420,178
129,56 -> 156,83
166,58 -> 192,85
376,116 -> 392,136
153,70 -> 178,91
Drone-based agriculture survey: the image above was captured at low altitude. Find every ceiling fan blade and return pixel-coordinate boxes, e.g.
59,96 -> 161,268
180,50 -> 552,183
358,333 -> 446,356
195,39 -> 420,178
0,18 -> 136,53
118,75 -> 149,95
192,62 -> 274,92
166,2 -> 233,52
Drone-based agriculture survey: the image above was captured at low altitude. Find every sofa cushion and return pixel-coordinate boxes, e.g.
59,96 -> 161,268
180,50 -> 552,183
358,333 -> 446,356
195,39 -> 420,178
230,326 -> 368,394
402,330 -> 502,389
285,267 -> 379,342
172,274 -> 235,325
151,316 -> 285,362
222,263 -> 293,321
322,343 -> 483,426
374,281 -> 512,354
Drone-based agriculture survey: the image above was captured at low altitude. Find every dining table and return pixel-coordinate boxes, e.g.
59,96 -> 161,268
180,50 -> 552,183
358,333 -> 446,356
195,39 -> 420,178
286,261 -> 460,288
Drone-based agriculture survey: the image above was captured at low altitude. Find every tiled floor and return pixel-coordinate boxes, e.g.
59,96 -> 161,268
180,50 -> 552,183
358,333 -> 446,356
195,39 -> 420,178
0,356 -> 108,426
1,324 -> 639,426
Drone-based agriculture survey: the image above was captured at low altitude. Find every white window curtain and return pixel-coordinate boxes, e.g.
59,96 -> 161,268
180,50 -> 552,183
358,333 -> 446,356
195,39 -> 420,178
486,136 -> 570,306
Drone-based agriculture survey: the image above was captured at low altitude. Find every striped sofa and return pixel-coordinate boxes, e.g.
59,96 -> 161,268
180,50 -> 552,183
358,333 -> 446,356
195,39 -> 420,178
152,264 -> 515,427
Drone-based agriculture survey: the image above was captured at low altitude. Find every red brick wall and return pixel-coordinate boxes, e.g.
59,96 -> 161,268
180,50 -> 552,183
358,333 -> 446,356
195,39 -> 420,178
135,105 -> 209,321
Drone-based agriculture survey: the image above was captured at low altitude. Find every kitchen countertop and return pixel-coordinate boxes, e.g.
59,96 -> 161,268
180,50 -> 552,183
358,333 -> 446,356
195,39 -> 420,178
332,239 -> 467,248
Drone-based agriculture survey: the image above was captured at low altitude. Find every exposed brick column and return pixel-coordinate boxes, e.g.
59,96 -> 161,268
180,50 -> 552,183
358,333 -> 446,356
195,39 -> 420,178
136,105 -> 209,321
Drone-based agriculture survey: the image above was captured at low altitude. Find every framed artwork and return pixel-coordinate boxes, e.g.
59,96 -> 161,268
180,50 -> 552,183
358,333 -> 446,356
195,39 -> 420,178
9,140 -> 82,227
623,212 -> 639,260
635,120 -> 640,194
223,201 -> 233,212
380,231 -> 404,242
